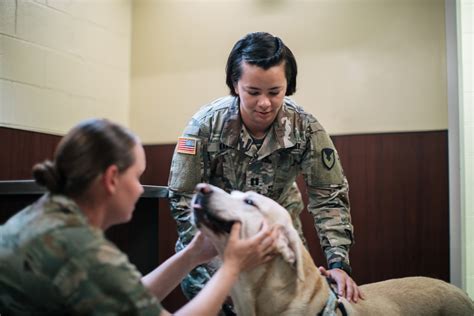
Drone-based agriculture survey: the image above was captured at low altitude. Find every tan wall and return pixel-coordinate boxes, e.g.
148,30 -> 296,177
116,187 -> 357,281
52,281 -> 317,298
0,1 -> 448,141
0,0 -> 131,135
131,0 -> 448,144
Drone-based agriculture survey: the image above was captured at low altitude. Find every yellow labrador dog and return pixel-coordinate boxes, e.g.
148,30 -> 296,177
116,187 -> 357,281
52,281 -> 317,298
191,183 -> 474,316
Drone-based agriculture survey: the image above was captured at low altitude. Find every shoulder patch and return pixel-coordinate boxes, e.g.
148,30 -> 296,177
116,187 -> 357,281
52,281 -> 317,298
177,137 -> 197,155
322,148 -> 335,170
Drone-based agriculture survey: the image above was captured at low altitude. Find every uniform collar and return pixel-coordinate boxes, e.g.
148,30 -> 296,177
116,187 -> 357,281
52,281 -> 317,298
271,99 -> 298,149
220,97 -> 241,148
220,97 -> 298,159
39,193 -> 86,219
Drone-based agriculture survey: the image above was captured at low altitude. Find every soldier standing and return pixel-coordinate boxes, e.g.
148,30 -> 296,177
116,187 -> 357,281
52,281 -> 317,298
169,32 -> 363,315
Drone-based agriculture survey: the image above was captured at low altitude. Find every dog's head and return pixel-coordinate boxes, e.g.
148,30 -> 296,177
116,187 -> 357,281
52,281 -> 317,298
192,183 -> 304,279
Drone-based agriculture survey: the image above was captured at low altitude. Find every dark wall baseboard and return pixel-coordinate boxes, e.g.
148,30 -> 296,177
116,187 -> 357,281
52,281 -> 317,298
0,127 -> 449,312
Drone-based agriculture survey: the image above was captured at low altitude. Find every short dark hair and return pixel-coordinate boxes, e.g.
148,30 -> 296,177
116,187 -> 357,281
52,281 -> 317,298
33,119 -> 138,197
225,32 -> 298,96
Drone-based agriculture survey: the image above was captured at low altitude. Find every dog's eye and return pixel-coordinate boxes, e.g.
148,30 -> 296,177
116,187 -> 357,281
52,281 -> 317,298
244,198 -> 255,206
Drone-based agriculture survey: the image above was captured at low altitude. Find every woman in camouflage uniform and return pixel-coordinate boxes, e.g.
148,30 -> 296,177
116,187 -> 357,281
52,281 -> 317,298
0,118 -> 275,315
169,32 -> 363,314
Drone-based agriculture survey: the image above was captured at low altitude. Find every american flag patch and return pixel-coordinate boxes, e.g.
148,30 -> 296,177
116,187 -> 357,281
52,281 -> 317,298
177,137 -> 197,155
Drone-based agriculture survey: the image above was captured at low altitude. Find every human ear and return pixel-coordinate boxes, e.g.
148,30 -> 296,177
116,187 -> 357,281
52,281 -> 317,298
233,83 -> 239,96
102,165 -> 119,194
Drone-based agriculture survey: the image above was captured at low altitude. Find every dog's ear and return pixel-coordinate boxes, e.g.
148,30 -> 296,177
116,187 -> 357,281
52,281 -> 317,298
274,224 -> 304,281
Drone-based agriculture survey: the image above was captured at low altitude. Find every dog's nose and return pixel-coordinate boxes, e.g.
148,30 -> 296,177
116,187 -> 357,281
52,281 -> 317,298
196,183 -> 212,195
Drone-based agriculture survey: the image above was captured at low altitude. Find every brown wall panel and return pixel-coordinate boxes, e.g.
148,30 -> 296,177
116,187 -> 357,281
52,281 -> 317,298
142,144 -> 188,311
0,127 -> 449,312
333,131 -> 449,283
0,127 -> 60,180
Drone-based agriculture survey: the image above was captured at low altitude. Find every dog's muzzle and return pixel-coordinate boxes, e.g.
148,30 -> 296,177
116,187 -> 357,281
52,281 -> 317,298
192,183 -> 235,234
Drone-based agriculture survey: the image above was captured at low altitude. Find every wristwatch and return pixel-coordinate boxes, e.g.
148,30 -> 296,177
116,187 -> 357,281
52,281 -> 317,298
329,261 -> 352,276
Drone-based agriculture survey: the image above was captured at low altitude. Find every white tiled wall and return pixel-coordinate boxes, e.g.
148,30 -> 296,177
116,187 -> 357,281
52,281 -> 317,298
0,0 -> 131,135
460,0 -> 474,299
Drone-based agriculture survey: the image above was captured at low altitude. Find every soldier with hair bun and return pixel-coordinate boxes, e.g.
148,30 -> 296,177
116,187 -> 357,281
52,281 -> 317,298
0,118 -> 276,315
169,32 -> 363,315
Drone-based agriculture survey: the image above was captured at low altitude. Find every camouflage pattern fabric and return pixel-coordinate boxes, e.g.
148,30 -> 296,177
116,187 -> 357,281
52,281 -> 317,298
0,194 -> 162,316
168,96 -> 354,301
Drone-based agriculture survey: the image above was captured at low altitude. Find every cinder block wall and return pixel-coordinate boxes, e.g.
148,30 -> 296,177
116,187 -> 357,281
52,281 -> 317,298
0,0 -> 131,135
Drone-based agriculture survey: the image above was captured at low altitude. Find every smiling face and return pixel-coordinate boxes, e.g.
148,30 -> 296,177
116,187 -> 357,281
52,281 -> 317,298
234,62 -> 287,139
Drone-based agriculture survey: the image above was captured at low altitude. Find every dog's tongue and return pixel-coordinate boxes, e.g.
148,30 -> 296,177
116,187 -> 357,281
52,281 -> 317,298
192,192 -> 234,234
192,192 -> 206,210
192,203 -> 202,210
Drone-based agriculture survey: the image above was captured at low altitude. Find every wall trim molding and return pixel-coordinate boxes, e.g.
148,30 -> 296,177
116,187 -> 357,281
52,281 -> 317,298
445,0 -> 462,290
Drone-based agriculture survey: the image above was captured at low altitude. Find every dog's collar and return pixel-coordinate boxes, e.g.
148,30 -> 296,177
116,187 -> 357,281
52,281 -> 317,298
317,278 -> 348,316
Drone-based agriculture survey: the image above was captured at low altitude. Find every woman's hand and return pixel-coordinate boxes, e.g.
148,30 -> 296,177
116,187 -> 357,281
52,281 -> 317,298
222,221 -> 276,272
318,266 -> 365,303
187,231 -> 218,265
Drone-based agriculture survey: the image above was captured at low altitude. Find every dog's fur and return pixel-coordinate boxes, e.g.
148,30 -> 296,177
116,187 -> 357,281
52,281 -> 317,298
192,183 -> 474,316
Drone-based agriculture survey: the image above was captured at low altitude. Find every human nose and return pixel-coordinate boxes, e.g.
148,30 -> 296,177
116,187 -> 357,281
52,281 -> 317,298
257,95 -> 271,108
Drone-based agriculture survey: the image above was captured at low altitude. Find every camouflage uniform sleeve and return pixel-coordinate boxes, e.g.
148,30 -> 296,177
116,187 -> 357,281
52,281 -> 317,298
52,229 -> 162,315
167,120 -> 214,299
301,121 -> 354,269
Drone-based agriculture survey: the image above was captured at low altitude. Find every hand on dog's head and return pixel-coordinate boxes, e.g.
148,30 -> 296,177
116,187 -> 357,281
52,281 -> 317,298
191,183 -> 305,280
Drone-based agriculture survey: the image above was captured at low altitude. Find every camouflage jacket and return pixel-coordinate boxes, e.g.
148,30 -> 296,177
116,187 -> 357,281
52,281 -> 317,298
168,96 -> 354,298
0,194 -> 162,315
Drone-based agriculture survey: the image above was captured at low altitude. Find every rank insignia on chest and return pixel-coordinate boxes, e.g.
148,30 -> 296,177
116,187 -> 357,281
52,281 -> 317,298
177,137 -> 197,155
322,148 -> 335,170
